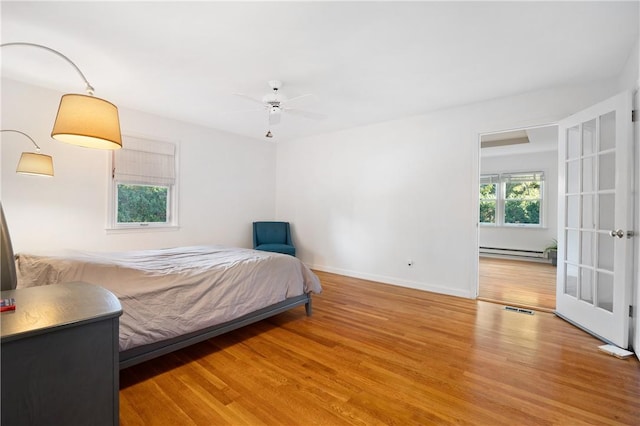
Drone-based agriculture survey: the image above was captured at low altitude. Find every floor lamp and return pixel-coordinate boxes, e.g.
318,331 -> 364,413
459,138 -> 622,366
1,42 -> 122,150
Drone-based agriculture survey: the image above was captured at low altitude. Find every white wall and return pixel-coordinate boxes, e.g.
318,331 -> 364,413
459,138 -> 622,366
276,79 -> 619,298
479,149 -> 558,253
1,78 -> 277,253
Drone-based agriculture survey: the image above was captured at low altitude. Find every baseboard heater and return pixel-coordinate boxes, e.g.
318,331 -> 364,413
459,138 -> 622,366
479,246 -> 546,260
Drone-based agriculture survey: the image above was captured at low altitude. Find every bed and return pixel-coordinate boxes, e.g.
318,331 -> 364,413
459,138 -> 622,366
15,245 -> 322,369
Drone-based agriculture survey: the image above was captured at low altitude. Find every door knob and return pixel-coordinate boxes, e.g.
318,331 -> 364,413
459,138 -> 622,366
609,229 -> 625,238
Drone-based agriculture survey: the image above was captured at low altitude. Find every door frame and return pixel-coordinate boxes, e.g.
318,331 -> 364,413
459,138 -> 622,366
475,123 -> 559,304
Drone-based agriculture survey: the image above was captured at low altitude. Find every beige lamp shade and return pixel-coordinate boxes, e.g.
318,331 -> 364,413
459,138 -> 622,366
51,93 -> 122,150
16,152 -> 54,177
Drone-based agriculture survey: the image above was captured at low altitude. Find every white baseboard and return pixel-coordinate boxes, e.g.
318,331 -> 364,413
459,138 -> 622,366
308,264 -> 474,299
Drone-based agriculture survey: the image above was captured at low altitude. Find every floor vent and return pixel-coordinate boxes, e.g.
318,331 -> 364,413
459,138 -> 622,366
505,306 -> 535,315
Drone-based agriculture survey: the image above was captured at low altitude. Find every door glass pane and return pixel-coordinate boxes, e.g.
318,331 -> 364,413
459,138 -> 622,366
567,160 -> 580,193
581,195 -> 594,229
567,126 -> 580,159
598,153 -> 615,190
566,229 -> 579,264
565,264 -> 578,297
581,231 -> 593,266
600,111 -> 616,151
582,156 -> 594,192
599,194 -> 615,230
567,195 -> 579,228
580,268 -> 593,304
582,119 -> 596,155
596,272 -> 614,312
597,232 -> 614,272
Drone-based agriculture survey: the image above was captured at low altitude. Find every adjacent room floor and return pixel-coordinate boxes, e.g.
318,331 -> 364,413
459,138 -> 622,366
478,256 -> 556,312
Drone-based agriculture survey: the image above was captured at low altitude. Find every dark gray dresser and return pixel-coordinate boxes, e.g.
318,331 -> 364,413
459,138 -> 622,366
1,282 -> 122,426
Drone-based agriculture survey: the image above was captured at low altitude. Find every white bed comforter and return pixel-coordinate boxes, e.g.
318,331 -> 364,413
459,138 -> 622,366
15,245 -> 322,351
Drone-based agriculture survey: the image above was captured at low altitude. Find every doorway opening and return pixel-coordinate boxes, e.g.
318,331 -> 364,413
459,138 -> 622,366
477,124 -> 558,312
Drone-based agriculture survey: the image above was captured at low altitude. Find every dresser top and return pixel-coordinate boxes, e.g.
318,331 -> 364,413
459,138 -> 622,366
1,282 -> 122,342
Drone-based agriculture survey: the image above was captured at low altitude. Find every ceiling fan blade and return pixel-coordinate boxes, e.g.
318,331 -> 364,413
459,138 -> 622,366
281,93 -> 314,105
233,93 -> 265,106
284,108 -> 327,120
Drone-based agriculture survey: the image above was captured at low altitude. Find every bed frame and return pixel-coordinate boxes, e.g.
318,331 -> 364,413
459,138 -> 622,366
119,292 -> 312,369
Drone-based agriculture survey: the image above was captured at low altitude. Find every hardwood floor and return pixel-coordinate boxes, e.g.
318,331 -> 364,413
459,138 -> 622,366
479,256 -> 556,312
120,271 -> 640,425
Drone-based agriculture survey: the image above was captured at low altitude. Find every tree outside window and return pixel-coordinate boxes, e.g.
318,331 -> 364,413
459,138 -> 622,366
117,184 -> 169,224
479,181 -> 497,224
504,180 -> 541,225
479,172 -> 543,227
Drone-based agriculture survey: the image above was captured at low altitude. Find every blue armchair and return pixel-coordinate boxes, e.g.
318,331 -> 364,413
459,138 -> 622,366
253,221 -> 296,256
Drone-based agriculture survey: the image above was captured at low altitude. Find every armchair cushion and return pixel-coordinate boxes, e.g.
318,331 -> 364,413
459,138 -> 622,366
253,221 -> 296,256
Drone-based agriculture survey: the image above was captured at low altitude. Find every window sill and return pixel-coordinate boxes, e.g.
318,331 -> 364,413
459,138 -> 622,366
105,225 -> 180,235
480,224 -> 548,230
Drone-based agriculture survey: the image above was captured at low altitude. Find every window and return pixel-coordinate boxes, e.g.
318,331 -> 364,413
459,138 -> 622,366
479,171 -> 544,227
502,172 -> 543,225
110,136 -> 177,229
479,174 -> 499,224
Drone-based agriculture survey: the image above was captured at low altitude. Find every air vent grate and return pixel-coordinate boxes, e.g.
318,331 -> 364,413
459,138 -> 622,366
504,306 -> 534,315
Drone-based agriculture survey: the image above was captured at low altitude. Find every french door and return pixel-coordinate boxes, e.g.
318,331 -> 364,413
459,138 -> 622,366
556,91 -> 634,349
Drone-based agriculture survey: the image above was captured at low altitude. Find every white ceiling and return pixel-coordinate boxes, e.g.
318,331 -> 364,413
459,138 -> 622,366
480,125 -> 559,157
1,1 -> 638,142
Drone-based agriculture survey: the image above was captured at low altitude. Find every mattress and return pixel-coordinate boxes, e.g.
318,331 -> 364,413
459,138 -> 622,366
15,245 -> 322,351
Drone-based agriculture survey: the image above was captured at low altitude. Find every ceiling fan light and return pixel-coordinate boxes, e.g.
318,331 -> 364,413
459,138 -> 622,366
16,152 -> 54,177
51,94 -> 122,150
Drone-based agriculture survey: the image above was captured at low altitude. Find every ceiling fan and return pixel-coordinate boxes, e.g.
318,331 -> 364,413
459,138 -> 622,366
233,80 -> 326,126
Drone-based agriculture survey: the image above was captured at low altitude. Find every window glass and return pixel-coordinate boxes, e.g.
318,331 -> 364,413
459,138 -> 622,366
479,180 -> 497,224
479,172 -> 544,227
116,184 -> 169,224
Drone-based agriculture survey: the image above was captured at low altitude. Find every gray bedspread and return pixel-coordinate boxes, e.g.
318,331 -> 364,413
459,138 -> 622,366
15,245 -> 322,351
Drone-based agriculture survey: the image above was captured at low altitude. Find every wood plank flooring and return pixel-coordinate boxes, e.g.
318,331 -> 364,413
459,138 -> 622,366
120,270 -> 640,425
479,256 -> 556,311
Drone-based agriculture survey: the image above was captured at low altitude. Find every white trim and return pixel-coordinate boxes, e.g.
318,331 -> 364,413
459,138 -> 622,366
309,264 -> 474,299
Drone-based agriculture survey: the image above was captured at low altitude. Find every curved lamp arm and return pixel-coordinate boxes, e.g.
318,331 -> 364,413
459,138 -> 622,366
0,129 -> 42,152
0,129 -> 54,177
1,42 -> 95,95
1,42 -> 121,150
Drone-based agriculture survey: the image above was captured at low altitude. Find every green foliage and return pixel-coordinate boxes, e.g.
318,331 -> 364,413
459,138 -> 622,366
478,180 -> 541,225
504,200 -> 540,224
479,183 -> 496,199
504,181 -> 540,224
544,239 -> 558,254
505,181 -> 540,199
479,183 -> 497,224
117,184 -> 168,223
479,201 -> 496,223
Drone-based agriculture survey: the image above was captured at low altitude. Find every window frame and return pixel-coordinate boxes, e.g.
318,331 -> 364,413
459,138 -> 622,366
479,171 -> 545,228
107,135 -> 179,232
113,181 -> 173,228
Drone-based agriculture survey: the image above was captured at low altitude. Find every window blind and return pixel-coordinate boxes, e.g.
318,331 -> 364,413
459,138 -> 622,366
113,136 -> 175,185
480,174 -> 500,185
501,171 -> 544,183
